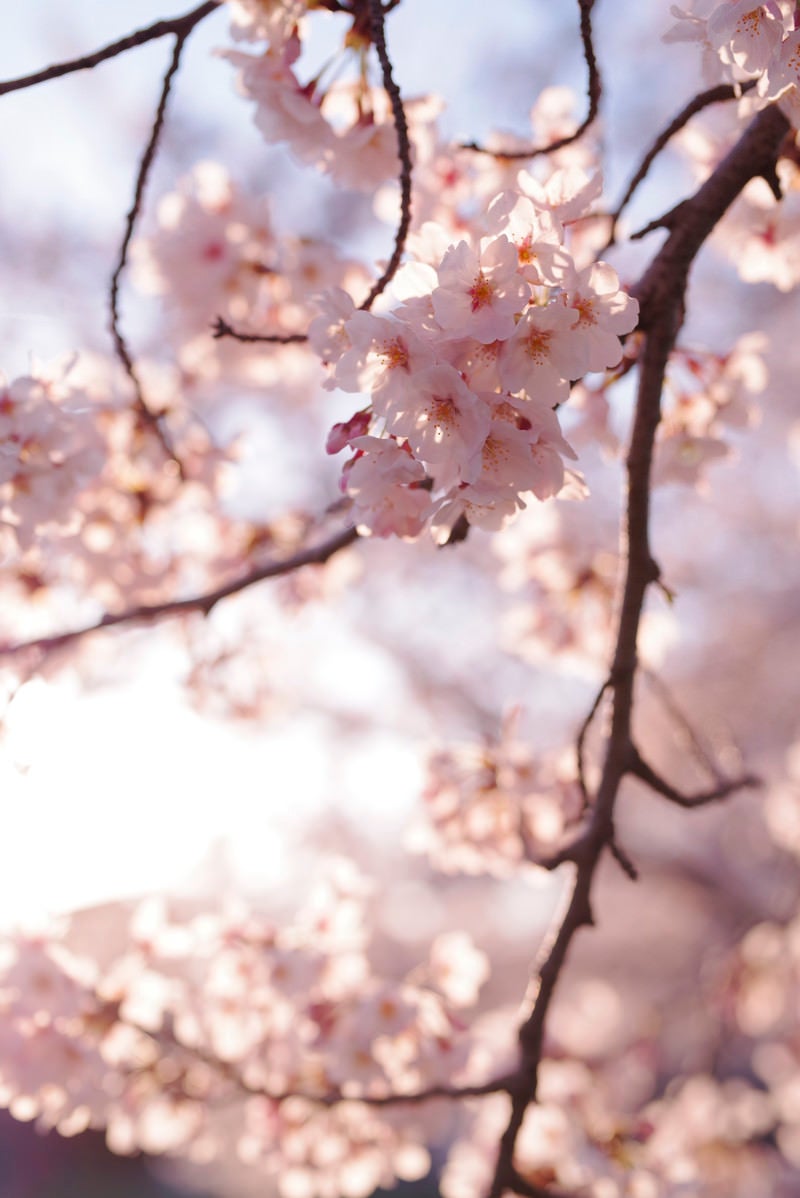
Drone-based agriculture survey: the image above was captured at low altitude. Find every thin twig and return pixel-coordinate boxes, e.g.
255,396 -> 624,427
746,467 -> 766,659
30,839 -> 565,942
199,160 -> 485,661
359,0 -> 413,310
629,750 -> 759,809
0,2 -> 220,97
0,526 -> 360,661
109,31 -> 197,469
461,0 -> 601,161
211,317 -> 308,345
213,0 -> 412,343
641,666 -> 727,784
575,675 -> 611,809
602,80 -> 758,249
608,838 -> 638,880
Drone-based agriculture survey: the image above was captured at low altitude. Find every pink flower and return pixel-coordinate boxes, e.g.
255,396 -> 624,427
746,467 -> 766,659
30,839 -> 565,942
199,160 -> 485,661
224,50 -> 333,168
499,303 -> 580,399
331,312 -> 436,411
486,192 -> 574,286
343,436 -> 431,538
708,2 -> 785,75
308,287 -> 357,365
432,237 -> 529,343
761,29 -> 800,123
384,364 -> 490,487
561,262 -> 639,375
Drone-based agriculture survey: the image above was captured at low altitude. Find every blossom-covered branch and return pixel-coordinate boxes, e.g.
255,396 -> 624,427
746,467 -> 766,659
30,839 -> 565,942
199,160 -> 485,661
0,525 -> 359,660
484,101 -> 788,1198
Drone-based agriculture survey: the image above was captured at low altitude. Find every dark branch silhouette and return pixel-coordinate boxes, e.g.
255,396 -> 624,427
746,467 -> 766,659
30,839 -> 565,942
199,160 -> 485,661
213,0 -> 414,344
0,2 -> 220,97
629,751 -> 760,808
358,0 -> 413,309
603,80 -> 758,249
110,33 -> 194,469
461,0 -> 601,161
484,101 -> 787,1198
0,526 -> 360,661
211,317 -> 308,345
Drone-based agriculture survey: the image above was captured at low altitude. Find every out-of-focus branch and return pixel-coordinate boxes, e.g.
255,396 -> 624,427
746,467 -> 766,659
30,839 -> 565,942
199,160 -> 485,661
110,32 -> 194,469
211,317 -> 308,345
358,0 -> 413,309
508,1172 -> 576,1198
603,80 -> 757,249
0,526 -> 359,661
575,674 -> 611,809
629,750 -> 760,808
0,2 -> 220,96
461,0 -> 600,160
484,102 -> 788,1198
642,666 -> 728,784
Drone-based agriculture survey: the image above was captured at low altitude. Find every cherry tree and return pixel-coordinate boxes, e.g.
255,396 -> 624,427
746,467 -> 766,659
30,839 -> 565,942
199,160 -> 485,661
1,1 -> 800,1196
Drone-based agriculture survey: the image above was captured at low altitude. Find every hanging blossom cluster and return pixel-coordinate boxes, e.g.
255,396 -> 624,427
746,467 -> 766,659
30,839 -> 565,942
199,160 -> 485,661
311,170 -> 639,542
0,866 -> 493,1198
222,0 -> 410,190
0,366 -> 105,551
666,0 -> 800,124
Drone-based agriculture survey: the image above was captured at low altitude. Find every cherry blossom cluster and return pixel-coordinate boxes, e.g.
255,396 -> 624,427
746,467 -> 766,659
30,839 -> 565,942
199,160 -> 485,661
0,867 -> 492,1197
409,711 -> 583,877
666,0 -> 800,127
132,161 -> 370,367
0,365 -> 105,551
311,170 -> 638,541
442,1063 -> 780,1198
222,0 -> 407,190
653,333 -> 767,487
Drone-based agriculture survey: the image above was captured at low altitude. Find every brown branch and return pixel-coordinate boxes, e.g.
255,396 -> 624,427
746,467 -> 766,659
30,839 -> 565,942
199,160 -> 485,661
110,31 -> 196,469
0,525 -> 359,661
508,1172 -> 576,1198
461,0 -> 601,161
0,2 -> 220,97
603,80 -> 757,249
484,102 -> 788,1198
211,317 -> 308,345
629,750 -> 759,808
212,0 -> 412,345
359,0 -> 413,310
575,675 -> 611,809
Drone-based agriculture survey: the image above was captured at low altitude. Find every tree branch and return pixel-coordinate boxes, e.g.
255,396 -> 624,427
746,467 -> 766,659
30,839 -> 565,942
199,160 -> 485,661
603,80 -> 757,249
0,525 -> 359,661
629,750 -> 760,808
110,32 -> 195,468
461,0 -> 600,161
212,0 -> 412,344
0,2 -> 220,97
211,317 -> 308,345
575,674 -> 611,809
359,0 -> 413,310
483,102 -> 788,1198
